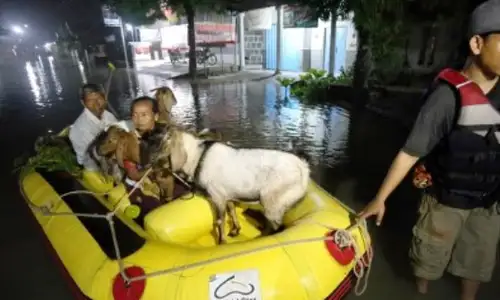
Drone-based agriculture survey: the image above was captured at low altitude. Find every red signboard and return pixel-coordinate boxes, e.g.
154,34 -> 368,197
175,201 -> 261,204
195,23 -> 235,46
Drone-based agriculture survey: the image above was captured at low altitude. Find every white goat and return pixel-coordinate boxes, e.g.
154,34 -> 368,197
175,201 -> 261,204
165,129 -> 310,244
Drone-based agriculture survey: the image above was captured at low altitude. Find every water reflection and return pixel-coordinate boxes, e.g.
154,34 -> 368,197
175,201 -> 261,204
48,56 -> 63,96
132,72 -> 350,168
77,59 -> 87,84
35,57 -> 49,102
25,61 -> 41,103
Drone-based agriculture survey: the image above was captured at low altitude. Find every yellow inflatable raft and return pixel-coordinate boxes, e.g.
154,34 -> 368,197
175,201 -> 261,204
20,167 -> 372,300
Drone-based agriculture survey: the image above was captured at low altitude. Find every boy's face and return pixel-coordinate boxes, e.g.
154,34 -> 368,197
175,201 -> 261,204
471,33 -> 500,76
132,100 -> 158,134
84,92 -> 106,118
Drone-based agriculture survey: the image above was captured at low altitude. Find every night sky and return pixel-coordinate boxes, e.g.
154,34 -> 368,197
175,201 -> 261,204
1,0 -> 105,45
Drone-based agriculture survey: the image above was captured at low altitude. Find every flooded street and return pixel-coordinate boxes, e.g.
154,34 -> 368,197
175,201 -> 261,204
0,55 -> 498,299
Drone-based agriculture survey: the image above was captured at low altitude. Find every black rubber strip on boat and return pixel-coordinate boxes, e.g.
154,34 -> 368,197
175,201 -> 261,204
37,171 -> 146,259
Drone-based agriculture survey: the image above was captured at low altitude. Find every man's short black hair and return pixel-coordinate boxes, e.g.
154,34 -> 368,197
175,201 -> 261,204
131,96 -> 159,114
80,83 -> 105,100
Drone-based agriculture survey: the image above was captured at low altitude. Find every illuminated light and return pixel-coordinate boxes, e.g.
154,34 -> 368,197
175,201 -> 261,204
44,42 -> 55,52
11,25 -> 24,35
125,23 -> 133,32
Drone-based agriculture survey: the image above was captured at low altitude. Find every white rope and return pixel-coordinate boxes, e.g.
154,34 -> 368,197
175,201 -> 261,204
289,215 -> 373,296
19,171 -> 373,294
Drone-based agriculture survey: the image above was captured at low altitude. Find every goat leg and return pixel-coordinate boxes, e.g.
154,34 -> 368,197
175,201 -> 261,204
227,201 -> 241,237
212,202 -> 227,244
153,169 -> 175,202
164,175 -> 175,201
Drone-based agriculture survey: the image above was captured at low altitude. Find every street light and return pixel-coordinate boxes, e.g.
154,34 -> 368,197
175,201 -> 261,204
11,25 -> 24,35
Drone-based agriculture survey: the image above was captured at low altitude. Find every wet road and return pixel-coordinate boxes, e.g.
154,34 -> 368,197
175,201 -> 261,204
0,55 -> 498,299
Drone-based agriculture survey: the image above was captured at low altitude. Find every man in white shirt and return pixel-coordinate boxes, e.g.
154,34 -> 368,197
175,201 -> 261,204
69,83 -> 117,171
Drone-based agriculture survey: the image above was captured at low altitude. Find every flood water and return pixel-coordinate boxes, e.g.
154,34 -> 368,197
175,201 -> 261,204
0,55 -> 498,299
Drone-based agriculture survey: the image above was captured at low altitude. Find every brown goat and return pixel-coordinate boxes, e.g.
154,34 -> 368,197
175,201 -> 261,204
153,87 -> 178,124
96,125 -> 175,202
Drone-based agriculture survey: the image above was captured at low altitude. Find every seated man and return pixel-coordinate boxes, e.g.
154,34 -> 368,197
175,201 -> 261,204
69,83 -> 117,171
122,96 -> 170,227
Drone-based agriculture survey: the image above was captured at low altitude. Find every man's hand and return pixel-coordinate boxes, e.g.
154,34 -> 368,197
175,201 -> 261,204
358,199 -> 386,226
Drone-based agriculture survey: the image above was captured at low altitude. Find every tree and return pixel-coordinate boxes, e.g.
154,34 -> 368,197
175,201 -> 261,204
289,0 -> 406,92
290,0 -> 476,105
103,0 -> 164,25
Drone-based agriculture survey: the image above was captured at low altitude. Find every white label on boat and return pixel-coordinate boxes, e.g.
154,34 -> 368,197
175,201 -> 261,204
209,269 -> 262,300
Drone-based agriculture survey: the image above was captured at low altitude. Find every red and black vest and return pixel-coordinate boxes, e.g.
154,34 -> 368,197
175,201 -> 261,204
426,68 -> 500,209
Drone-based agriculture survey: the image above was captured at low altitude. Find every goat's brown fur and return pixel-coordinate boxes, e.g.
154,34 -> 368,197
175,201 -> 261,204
97,125 -> 175,202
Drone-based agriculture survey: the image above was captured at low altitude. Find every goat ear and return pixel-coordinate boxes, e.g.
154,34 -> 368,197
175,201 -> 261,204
169,89 -> 178,105
115,139 -> 126,168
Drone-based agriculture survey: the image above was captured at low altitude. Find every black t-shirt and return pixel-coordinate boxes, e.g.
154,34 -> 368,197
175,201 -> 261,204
403,80 -> 500,157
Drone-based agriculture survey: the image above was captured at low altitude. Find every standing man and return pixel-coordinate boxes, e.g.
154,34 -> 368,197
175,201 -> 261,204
359,1 -> 500,300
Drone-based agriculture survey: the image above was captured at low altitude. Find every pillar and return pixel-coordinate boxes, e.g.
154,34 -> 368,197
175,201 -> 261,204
238,12 -> 245,70
276,5 -> 283,73
328,13 -> 337,75
232,15 -> 237,69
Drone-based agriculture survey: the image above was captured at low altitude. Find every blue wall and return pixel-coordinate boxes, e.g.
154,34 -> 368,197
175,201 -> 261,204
266,23 -> 348,75
265,24 -> 303,72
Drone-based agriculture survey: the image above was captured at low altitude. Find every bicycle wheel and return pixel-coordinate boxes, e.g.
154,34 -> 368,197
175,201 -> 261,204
207,54 -> 217,66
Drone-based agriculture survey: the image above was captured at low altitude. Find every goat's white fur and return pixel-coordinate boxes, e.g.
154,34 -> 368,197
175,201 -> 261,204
105,120 -> 132,133
169,131 -> 310,240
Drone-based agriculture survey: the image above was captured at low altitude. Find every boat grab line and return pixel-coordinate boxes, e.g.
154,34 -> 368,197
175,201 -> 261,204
19,171 -> 373,297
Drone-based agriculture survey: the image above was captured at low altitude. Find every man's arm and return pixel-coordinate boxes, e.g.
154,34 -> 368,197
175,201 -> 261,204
123,161 -> 146,181
375,84 -> 457,200
359,83 -> 457,223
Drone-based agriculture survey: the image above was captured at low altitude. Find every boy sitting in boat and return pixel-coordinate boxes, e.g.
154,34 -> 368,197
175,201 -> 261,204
69,83 -> 117,170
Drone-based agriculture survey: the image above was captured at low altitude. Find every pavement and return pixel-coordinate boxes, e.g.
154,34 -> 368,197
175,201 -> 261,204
133,52 -> 305,83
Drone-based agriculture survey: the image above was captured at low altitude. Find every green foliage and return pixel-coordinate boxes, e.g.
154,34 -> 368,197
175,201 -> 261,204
335,67 -> 354,85
287,0 -> 466,86
102,0 -> 164,25
102,0 -> 231,25
14,135 -> 82,179
277,67 -> 353,101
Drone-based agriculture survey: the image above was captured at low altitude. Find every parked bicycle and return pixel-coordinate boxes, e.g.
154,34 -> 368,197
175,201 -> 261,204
168,46 -> 217,66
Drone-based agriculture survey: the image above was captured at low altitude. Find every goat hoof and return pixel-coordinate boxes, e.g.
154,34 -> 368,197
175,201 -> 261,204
228,227 -> 241,237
